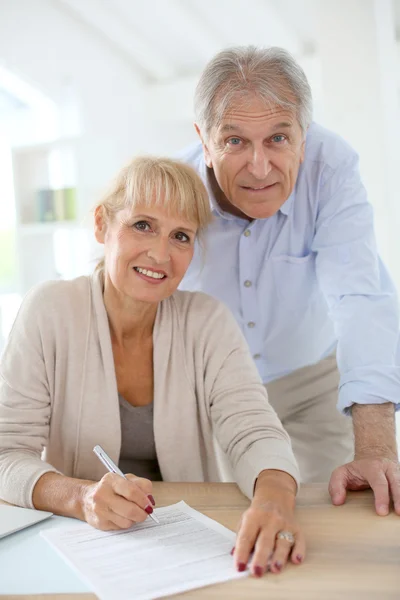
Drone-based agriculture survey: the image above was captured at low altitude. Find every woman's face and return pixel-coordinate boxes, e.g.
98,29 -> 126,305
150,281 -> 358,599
95,204 -> 198,304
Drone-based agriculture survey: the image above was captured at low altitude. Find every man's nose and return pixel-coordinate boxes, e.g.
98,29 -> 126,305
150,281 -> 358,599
247,148 -> 272,180
146,236 -> 171,264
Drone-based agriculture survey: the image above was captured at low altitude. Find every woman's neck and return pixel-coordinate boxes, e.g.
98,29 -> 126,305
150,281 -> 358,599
103,280 -> 158,346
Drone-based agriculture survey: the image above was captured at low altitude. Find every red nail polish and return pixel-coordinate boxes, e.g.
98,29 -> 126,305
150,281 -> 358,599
296,554 -> 303,563
148,495 -> 155,506
145,505 -> 153,515
230,546 -> 235,556
254,566 -> 263,577
274,561 -> 282,572
238,562 -> 246,572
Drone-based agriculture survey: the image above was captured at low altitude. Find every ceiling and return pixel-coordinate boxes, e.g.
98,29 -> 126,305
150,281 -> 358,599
55,0 -> 317,83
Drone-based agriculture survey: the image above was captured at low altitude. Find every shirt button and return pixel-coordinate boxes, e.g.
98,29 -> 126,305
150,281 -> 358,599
247,321 -> 256,328
244,229 -> 251,237
253,353 -> 261,359
244,280 -> 252,288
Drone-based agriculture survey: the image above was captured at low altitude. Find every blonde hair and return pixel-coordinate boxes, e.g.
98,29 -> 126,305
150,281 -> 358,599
95,156 -> 212,270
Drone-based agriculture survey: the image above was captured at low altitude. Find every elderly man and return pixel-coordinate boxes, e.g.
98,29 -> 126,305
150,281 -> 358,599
179,46 -> 400,515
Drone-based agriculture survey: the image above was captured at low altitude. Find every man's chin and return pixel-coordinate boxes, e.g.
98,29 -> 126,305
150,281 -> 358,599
235,198 -> 282,220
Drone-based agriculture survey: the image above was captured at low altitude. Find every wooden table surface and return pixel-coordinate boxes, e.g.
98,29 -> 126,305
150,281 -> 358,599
2,482 -> 400,600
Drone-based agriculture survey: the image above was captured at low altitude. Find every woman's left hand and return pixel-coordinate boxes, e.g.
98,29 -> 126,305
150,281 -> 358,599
233,470 -> 305,577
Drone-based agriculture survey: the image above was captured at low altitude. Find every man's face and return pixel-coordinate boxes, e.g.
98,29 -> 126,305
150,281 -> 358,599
197,95 -> 306,219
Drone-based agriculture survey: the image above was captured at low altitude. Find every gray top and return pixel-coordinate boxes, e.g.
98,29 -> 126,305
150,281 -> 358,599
118,394 -> 162,481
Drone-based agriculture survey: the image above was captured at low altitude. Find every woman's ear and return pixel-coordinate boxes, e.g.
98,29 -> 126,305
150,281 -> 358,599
94,206 -> 107,243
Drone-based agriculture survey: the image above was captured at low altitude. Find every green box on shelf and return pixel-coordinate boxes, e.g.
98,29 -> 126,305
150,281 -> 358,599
63,187 -> 76,220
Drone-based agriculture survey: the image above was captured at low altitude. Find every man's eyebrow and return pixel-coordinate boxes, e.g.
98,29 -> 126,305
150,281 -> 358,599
219,121 -> 294,134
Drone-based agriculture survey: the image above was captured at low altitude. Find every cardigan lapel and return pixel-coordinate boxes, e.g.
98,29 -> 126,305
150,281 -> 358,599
153,295 -> 206,483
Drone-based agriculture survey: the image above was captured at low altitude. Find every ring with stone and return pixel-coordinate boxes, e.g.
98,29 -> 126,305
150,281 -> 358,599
276,530 -> 295,545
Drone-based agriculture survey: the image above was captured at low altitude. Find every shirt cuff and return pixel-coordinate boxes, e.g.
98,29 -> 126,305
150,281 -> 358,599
338,365 -> 400,414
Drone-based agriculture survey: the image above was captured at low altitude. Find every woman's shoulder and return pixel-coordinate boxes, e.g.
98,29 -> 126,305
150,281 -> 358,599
171,289 -> 229,319
168,290 -> 240,340
19,275 -> 92,317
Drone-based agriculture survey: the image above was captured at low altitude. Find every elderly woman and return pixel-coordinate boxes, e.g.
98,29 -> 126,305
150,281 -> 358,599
0,157 -> 304,577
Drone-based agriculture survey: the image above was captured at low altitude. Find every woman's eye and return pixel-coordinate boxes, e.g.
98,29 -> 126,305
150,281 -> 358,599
175,231 -> 190,243
271,134 -> 286,143
133,221 -> 151,231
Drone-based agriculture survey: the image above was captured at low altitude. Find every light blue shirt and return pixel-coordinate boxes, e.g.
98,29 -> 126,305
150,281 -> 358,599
179,122 -> 400,413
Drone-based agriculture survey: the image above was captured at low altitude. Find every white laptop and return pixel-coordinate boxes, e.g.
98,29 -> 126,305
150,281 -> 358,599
0,505 -> 52,539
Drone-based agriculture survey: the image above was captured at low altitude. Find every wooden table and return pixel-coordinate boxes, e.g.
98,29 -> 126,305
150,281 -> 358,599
2,482 -> 400,600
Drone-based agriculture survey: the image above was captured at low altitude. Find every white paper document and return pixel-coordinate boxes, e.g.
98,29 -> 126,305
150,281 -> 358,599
41,501 -> 247,600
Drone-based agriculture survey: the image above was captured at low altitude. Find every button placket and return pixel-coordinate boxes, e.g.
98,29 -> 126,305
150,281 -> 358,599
239,223 -> 262,361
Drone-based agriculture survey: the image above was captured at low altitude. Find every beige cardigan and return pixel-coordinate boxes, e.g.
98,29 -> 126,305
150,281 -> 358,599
0,271 -> 299,508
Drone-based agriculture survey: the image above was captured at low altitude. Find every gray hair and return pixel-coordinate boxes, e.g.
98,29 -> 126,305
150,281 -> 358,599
194,46 -> 313,138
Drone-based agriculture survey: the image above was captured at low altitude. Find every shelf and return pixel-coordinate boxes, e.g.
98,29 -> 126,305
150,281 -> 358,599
19,221 -> 80,235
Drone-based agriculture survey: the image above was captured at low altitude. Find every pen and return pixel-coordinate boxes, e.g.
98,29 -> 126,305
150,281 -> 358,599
93,444 -> 159,524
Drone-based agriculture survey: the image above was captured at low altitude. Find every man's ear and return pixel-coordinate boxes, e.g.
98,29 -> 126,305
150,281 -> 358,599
94,206 -> 107,243
194,123 -> 213,168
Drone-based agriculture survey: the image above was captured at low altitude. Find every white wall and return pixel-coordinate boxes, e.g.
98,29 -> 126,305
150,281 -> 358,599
0,0 -> 399,288
0,0 -> 198,217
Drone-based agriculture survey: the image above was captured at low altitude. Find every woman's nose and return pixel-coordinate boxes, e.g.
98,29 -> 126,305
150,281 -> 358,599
146,237 -> 170,264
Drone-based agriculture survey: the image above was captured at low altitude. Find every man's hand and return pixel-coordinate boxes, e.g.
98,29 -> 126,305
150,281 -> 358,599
329,402 -> 399,516
329,457 -> 400,515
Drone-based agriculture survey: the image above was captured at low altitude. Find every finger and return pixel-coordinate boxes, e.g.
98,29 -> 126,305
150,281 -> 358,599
386,464 -> 400,515
235,516 -> 260,572
111,475 -> 154,515
369,470 -> 390,516
290,531 -> 306,565
328,467 -> 348,506
107,510 -> 136,530
109,494 -> 149,524
269,536 -> 293,574
249,528 -> 276,577
125,474 -> 153,499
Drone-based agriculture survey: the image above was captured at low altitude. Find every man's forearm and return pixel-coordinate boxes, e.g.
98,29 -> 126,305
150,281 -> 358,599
352,402 -> 398,460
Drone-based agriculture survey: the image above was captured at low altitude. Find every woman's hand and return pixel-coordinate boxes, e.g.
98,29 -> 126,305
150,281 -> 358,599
80,473 -> 155,530
233,470 -> 305,577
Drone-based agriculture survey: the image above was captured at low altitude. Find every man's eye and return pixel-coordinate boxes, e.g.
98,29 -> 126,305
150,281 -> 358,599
175,231 -> 190,243
227,137 -> 242,146
133,221 -> 151,231
271,135 -> 286,143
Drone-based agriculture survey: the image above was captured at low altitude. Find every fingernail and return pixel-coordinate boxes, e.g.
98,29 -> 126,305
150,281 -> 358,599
148,494 -> 155,506
230,546 -> 235,556
274,561 -> 282,572
296,554 -> 303,563
377,505 -> 389,516
254,565 -> 263,577
145,505 -> 153,515
238,562 -> 246,572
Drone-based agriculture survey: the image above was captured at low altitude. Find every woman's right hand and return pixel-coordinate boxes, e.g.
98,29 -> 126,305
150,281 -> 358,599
80,473 -> 155,530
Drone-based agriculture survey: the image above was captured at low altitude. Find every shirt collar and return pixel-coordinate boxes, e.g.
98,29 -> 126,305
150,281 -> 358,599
279,190 -> 295,216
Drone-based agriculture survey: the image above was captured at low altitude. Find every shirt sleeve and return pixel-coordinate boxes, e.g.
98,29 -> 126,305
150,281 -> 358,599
312,152 -> 400,413
0,285 -> 60,507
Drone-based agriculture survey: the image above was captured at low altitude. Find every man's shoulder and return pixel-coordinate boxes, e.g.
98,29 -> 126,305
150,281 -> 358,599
305,122 -> 358,172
